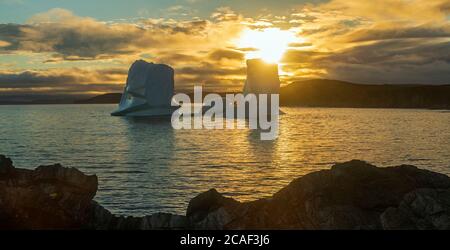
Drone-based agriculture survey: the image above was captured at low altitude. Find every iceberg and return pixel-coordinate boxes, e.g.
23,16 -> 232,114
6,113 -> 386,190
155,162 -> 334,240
243,59 -> 280,95
111,60 -> 177,117
200,59 -> 282,118
242,59 -> 282,117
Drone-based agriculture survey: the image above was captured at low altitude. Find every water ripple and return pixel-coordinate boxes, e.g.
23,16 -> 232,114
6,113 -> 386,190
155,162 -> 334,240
0,104 -> 449,216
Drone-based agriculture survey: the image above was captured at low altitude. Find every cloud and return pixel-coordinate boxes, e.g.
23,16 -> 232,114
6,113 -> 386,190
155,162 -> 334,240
323,0 -> 450,22
0,8 -> 249,95
288,42 -> 313,48
0,67 -> 126,87
319,40 -> 450,84
0,8 -> 244,61
345,24 -> 450,42
327,40 -> 450,65
0,40 -> 11,47
177,63 -> 245,76
211,7 -> 241,21
1,2 -> 449,97
208,49 -> 244,61
158,52 -> 202,65
0,23 -> 23,51
279,0 -> 450,83
281,49 -> 329,64
21,9 -> 161,60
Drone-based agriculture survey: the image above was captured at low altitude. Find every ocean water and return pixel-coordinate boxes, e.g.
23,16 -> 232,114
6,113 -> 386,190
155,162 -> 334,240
0,104 -> 449,216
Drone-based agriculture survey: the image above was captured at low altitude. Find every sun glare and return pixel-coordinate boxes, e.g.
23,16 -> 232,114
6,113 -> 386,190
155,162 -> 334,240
236,28 -> 298,64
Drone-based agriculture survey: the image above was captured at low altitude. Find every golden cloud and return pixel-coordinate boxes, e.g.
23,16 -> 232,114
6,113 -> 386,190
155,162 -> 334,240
0,1 -> 449,96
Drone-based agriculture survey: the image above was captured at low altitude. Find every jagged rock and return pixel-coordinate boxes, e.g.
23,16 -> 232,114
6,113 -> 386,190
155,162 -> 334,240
381,188 -> 450,230
0,155 -> 97,229
186,188 -> 240,229
88,201 -> 189,230
0,155 -> 13,175
219,160 -> 450,229
1,155 -> 450,230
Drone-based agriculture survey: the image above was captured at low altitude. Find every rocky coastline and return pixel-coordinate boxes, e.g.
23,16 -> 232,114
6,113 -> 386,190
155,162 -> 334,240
1,154 -> 450,230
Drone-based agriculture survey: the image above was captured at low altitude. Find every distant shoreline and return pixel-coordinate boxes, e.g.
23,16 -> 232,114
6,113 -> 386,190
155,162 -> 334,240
1,101 -> 450,111
1,104 -> 449,113
2,79 -> 450,110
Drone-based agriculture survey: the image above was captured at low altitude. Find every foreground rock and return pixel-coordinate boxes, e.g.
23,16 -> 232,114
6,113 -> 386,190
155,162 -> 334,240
0,155 -> 97,229
1,155 -> 450,230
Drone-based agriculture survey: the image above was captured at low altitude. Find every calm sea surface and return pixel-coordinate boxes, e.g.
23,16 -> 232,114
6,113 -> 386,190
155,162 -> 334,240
1,104 -> 449,215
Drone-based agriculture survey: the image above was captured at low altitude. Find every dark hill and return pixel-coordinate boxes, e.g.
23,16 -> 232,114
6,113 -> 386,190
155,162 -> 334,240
280,79 -> 450,109
30,79 -> 450,109
75,93 -> 122,104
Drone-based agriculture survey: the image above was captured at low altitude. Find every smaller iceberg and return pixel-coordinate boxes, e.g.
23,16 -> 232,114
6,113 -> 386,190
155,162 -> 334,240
201,59 -> 283,118
243,59 -> 280,95
111,60 -> 177,117
242,59 -> 283,117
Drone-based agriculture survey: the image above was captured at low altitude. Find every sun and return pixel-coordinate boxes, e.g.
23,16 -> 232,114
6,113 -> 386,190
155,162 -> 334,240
236,28 -> 298,64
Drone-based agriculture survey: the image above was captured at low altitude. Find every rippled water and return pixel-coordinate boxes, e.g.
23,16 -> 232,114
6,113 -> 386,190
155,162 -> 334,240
0,104 -> 449,215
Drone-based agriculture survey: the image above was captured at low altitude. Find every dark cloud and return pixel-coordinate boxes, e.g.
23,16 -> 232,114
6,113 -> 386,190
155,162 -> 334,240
0,23 -> 153,59
281,49 -> 329,64
0,71 -> 80,88
1,4 -> 450,97
173,62 -> 246,91
320,40 -> 450,84
325,60 -> 450,85
0,10 -> 223,60
348,25 -> 450,42
234,47 -> 258,52
158,52 -> 202,64
170,20 -> 209,35
177,64 -> 245,76
208,49 -> 244,61
175,74 -> 244,92
0,69 -> 126,91
327,40 -> 450,65
0,23 -> 25,51
96,68 -> 129,76
288,42 -> 313,48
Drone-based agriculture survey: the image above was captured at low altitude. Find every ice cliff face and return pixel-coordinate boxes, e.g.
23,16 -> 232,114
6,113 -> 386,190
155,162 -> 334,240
112,60 -> 175,116
243,59 -> 280,95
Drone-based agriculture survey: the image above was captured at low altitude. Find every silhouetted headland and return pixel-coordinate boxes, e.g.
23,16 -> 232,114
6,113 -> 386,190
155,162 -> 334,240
74,93 -> 123,104
81,79 -> 450,110
1,154 -> 450,230
3,79 -> 450,109
281,79 -> 450,109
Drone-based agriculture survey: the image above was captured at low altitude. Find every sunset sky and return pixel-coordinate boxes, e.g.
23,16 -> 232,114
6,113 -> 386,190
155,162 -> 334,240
0,0 -> 449,97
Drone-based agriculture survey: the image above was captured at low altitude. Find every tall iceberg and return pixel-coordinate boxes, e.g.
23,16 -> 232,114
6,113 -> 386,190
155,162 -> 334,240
201,59 -> 282,118
111,60 -> 176,117
243,59 -> 280,95
240,59 -> 282,118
